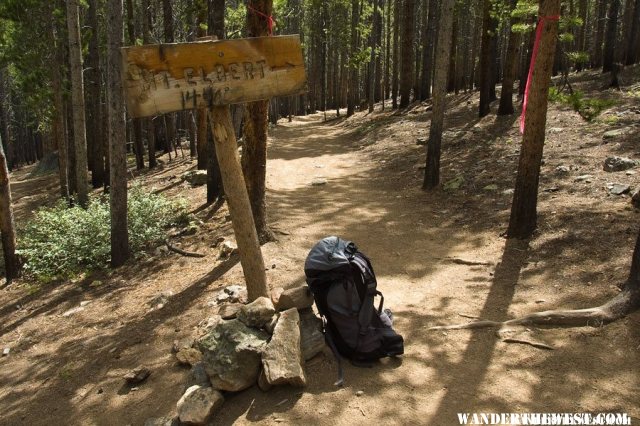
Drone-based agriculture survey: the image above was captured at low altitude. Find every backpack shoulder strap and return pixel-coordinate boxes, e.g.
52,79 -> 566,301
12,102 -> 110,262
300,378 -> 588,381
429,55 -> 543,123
349,253 -> 378,351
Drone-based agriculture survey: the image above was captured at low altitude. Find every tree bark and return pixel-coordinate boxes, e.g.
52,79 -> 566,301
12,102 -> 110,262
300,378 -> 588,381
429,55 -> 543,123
626,0 -> 640,65
420,0 -> 437,100
66,0 -> 89,207
87,0 -> 105,187
602,0 -> 620,73
347,0 -> 360,116
162,0 -> 176,155
142,0 -> 157,169
592,0 -> 607,68
243,0 -> 275,244
497,0 -> 521,116
207,0 -> 224,202
107,0 -> 129,267
399,0 -> 416,108
51,18 -> 69,199
209,106 -> 268,302
0,132 -> 19,281
391,0 -> 400,108
478,0 -> 496,118
423,0 -> 455,189
126,0 -> 145,170
507,0 -> 561,239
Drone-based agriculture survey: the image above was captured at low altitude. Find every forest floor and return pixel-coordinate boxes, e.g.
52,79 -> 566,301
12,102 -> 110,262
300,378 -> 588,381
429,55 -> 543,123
1,66 -> 640,426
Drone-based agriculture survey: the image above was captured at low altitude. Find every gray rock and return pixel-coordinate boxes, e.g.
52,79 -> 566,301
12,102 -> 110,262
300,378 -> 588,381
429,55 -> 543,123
184,362 -> 211,392
177,385 -> 224,425
555,165 -> 570,174
276,286 -> 314,311
604,156 -> 637,172
224,285 -> 248,303
176,348 -> 203,367
182,170 -> 208,186
609,184 -> 631,195
172,338 -> 195,353
575,174 -> 593,182
2,347 -> 10,356
311,178 -> 328,186
603,127 -> 631,140
416,137 -> 428,146
237,297 -> 275,328
198,319 -> 268,392
218,303 -> 242,320
299,308 -> 326,361
262,308 -> 306,387
218,241 -> 239,259
144,417 -> 179,426
632,189 -> 640,208
124,366 -> 151,384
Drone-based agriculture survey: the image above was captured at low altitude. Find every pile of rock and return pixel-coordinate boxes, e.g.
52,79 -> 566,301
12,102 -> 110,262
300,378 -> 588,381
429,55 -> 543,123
163,284 -> 325,425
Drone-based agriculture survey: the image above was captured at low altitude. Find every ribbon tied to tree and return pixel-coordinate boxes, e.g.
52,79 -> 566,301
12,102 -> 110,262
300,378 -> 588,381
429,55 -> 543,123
520,14 -> 560,134
247,4 -> 276,36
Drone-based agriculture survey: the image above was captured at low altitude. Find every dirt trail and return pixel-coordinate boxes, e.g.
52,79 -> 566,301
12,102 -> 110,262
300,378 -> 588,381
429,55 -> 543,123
1,82 -> 640,424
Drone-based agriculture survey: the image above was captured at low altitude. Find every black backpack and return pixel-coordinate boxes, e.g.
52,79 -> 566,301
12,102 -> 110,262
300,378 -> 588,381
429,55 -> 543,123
304,236 -> 404,385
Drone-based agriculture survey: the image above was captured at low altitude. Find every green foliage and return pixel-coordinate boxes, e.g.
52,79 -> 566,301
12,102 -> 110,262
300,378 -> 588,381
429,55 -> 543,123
566,51 -> 589,65
548,88 -> 616,122
18,189 -> 188,281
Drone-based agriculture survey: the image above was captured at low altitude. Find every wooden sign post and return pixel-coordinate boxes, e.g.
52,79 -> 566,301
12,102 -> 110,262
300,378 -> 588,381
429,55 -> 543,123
121,36 -> 306,299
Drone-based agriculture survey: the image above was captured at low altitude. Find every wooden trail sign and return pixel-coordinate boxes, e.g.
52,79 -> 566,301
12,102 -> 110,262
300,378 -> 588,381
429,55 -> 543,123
121,35 -> 306,118
121,35 -> 306,300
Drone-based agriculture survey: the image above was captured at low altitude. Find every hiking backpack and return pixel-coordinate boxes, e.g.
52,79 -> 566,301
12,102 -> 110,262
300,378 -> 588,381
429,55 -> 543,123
304,236 -> 404,385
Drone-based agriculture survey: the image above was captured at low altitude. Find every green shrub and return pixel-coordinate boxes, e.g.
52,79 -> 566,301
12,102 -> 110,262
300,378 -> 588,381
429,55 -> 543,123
18,188 -> 188,281
548,88 -> 615,121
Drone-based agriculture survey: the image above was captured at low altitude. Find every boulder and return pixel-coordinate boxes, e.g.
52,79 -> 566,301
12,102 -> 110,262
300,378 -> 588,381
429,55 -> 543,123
270,287 -> 285,306
603,127 -> 631,140
124,366 -> 151,384
632,189 -> 640,208
276,286 -> 314,311
218,303 -> 242,320
184,362 -> 211,392
182,170 -> 208,187
262,308 -> 306,387
609,184 -> 631,195
604,156 -> 637,172
237,297 -> 276,328
198,319 -> 269,392
176,348 -> 203,367
299,308 -> 326,361
177,385 -> 224,425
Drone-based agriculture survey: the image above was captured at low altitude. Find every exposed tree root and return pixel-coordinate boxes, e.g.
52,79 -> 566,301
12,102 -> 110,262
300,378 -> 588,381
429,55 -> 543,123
430,288 -> 639,330
438,257 -> 494,266
502,338 -> 554,351
164,240 -> 206,258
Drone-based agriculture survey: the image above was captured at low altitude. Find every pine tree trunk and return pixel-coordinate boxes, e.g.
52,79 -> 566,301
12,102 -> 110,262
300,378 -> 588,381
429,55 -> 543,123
478,0 -> 496,118
107,0 -> 129,267
348,0 -> 360,116
626,0 -> 640,65
162,0 -> 176,155
498,0 -> 521,116
141,0 -> 157,169
207,0 -> 224,202
447,15 -> 458,93
399,0 -> 416,108
423,0 -> 455,189
51,19 -> 69,199
592,0 -> 607,68
575,0 -> 587,71
391,0 -> 400,108
384,0 -> 392,104
420,0 -> 437,99
243,0 -> 275,244
622,0 -> 636,64
0,132 -> 19,281
369,0 -> 380,113
126,0 -> 145,170
602,0 -> 620,72
87,0 -> 105,187
508,0 -> 561,239
66,0 -> 89,208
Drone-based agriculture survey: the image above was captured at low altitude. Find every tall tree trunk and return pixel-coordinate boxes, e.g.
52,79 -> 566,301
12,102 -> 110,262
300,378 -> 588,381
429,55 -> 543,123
0,70 -> 12,172
399,0 -> 416,108
602,0 -> 620,72
243,0 -> 275,244
420,0 -> 436,100
142,0 -> 157,169
391,0 -> 400,108
384,0 -> 391,104
87,0 -> 105,188
622,0 -> 636,64
626,0 -> 640,65
498,0 -> 521,116
107,0 -> 129,267
0,132 -> 19,281
369,0 -> 381,113
447,14 -> 458,93
423,0 -> 455,189
207,0 -> 225,203
66,0 -> 89,207
507,0 -> 561,239
162,0 -> 176,156
53,34 -> 69,199
347,0 -> 360,116
575,0 -> 587,71
126,0 -> 145,170
592,0 -> 607,68
478,0 -> 496,118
